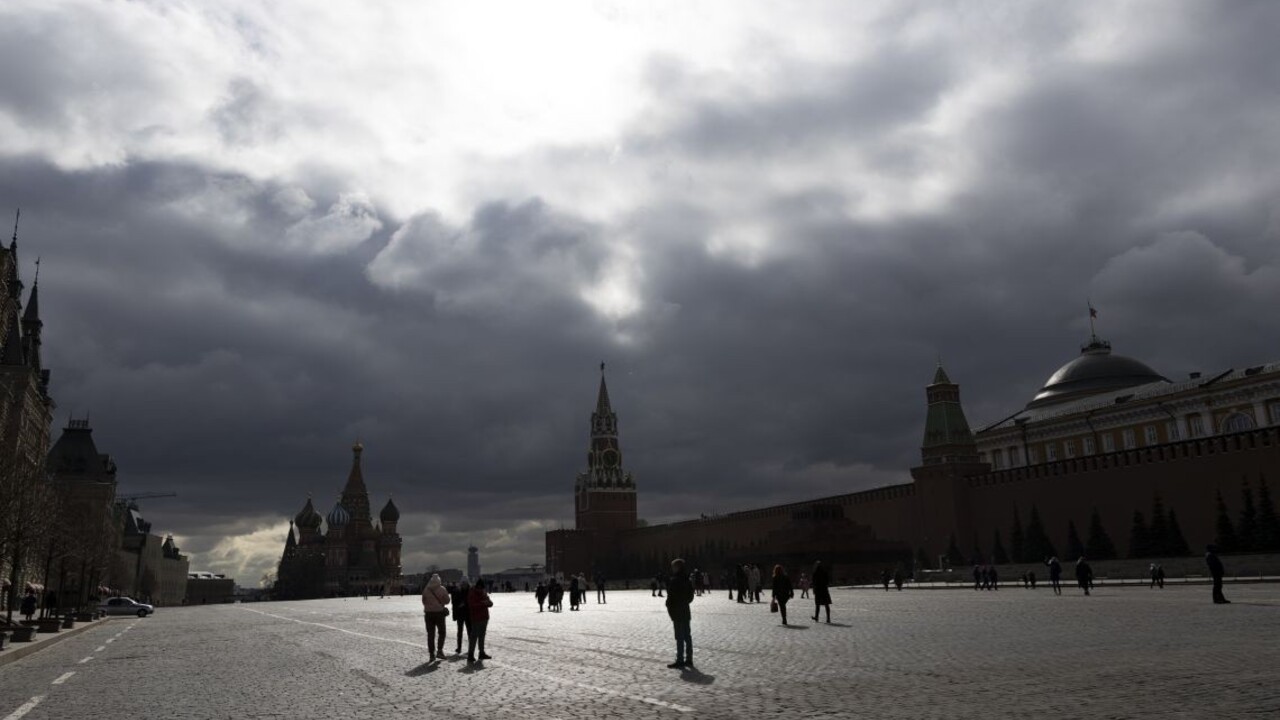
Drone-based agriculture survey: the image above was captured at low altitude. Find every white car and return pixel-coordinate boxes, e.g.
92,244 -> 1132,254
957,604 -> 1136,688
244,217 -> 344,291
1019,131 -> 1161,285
99,597 -> 154,617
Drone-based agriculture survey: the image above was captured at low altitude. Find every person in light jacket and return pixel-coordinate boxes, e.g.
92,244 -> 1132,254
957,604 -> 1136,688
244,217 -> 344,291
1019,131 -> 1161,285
421,574 -> 450,661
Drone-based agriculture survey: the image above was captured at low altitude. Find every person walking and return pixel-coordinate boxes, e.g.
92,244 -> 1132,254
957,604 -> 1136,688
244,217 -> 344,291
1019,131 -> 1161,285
972,565 -> 982,591
771,565 -> 794,625
421,574 -> 450,661
451,580 -> 471,655
811,560 -> 832,623
1206,545 -> 1230,604
569,574 -> 581,611
750,564 -> 763,603
467,578 -> 494,664
1155,564 -> 1165,589
1075,556 -> 1093,596
20,589 -> 37,622
798,572 -> 810,599
988,565 -> 999,591
665,558 -> 695,668
893,567 -> 904,591
1149,563 -> 1159,589
881,569 -> 891,591
535,581 -> 547,612
1045,556 -> 1062,595
736,564 -> 749,603
595,573 -> 607,604
577,573 -> 589,604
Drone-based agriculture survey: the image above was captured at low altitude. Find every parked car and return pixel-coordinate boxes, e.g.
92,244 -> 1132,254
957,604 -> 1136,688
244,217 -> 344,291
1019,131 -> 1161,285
98,597 -> 155,617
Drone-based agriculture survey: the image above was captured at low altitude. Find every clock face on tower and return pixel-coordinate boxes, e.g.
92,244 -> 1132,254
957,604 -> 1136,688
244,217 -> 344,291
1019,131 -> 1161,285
602,449 -> 619,468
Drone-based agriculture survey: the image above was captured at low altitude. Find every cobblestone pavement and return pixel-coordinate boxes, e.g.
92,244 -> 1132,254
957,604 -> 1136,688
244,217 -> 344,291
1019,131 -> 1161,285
2,584 -> 1278,719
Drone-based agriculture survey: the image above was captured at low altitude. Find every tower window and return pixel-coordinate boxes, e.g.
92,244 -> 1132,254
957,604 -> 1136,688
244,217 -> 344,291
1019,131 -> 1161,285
1063,441 -> 1075,458
1008,446 -> 1022,466
1122,429 -> 1136,449
1144,426 -> 1159,446
1102,434 -> 1115,452
1166,422 -> 1180,441
1188,414 -> 1205,438
1221,412 -> 1255,434
991,448 -> 1003,469
1044,443 -> 1057,461
1270,403 -> 1280,425
1083,436 -> 1095,455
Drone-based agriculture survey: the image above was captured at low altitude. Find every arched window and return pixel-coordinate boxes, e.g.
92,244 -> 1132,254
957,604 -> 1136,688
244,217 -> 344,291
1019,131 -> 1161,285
1221,412 -> 1255,434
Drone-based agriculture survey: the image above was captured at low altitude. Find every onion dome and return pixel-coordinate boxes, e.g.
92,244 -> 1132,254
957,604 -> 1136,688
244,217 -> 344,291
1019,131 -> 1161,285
380,497 -> 400,523
295,497 -> 323,529
327,500 -> 350,528
1027,337 -> 1168,409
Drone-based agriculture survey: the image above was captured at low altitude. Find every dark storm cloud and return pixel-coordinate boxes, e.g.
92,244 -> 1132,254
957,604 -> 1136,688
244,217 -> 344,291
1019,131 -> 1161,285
4,2 -> 1280,580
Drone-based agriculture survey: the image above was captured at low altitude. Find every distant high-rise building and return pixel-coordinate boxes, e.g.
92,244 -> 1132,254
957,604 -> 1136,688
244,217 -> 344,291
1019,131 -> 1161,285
467,545 -> 480,580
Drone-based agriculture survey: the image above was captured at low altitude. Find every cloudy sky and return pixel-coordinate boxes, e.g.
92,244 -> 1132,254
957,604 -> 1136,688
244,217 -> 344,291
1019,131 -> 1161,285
4,1 -> 1279,584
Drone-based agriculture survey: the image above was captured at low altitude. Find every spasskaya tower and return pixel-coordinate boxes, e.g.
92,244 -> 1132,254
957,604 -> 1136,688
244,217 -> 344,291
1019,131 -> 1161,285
574,364 -> 637,533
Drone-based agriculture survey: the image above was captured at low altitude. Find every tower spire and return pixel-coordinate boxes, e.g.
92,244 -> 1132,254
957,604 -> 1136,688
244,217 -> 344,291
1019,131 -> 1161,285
10,208 -> 18,250
596,362 -> 612,416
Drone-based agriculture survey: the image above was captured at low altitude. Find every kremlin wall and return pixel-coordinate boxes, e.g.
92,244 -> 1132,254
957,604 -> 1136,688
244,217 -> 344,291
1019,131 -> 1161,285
547,333 -> 1280,583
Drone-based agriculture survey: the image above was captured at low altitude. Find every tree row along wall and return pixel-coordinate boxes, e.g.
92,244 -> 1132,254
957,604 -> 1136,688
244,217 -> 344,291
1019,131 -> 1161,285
962,427 -> 1280,561
616,483 -> 920,569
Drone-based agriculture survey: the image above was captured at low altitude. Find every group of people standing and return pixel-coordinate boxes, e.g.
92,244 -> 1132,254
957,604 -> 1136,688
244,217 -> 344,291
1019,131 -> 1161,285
420,575 -> 493,665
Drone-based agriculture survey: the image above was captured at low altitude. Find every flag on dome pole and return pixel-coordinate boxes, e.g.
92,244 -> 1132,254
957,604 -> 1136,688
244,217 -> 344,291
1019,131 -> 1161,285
1088,301 -> 1098,337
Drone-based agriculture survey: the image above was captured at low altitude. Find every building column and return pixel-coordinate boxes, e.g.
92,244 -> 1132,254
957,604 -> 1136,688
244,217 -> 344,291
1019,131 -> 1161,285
1253,400 -> 1269,427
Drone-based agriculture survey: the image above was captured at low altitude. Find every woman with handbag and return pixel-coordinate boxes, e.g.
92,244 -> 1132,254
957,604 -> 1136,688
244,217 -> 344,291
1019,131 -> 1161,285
770,565 -> 793,625
421,574 -> 451,661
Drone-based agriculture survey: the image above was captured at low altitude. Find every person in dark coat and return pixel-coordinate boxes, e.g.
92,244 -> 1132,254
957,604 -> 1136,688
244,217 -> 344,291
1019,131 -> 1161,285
735,564 -> 748,603
535,581 -> 547,612
1075,556 -> 1092,596
569,575 -> 580,611
450,580 -> 471,655
466,579 -> 493,664
770,565 -> 793,625
1045,556 -> 1062,595
1206,545 -> 1230,604
595,573 -> 607,604
972,565 -> 981,591
881,569 -> 891,591
988,565 -> 999,591
811,560 -> 832,623
893,568 -> 904,591
20,590 -> 37,621
665,558 -> 695,668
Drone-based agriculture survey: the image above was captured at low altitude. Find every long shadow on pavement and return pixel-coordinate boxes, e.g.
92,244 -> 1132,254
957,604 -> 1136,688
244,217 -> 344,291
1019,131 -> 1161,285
680,667 -> 715,685
406,661 -> 439,677
779,624 -> 810,630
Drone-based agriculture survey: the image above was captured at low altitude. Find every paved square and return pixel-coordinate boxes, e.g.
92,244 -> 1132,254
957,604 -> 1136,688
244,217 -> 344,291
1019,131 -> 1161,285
2,584 -> 1277,718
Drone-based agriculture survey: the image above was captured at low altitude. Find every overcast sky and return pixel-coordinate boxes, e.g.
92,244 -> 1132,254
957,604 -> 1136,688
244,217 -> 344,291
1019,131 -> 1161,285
3,1 -> 1278,585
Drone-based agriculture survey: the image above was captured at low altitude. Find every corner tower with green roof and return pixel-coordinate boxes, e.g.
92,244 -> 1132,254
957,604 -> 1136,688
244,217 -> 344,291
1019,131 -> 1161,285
911,362 -> 988,564
920,363 -> 980,465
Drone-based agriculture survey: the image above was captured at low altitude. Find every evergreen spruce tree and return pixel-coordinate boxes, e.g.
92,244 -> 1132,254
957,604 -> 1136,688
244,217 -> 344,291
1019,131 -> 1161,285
1085,507 -> 1118,560
1148,495 -> 1170,556
1256,476 -> 1280,552
1009,507 -> 1026,563
1128,510 -> 1149,558
1214,490 -> 1239,552
946,533 -> 963,567
1238,480 -> 1258,552
1066,519 -> 1085,560
991,529 -> 1009,565
1166,510 -> 1191,556
914,546 -> 931,571
1023,505 -> 1057,560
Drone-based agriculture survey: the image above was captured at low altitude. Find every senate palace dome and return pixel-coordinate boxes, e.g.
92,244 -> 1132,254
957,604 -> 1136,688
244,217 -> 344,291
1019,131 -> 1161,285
1027,336 -> 1168,409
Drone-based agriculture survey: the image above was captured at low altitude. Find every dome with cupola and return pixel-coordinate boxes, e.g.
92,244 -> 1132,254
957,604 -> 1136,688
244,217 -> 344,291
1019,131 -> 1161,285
1027,336 -> 1168,408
